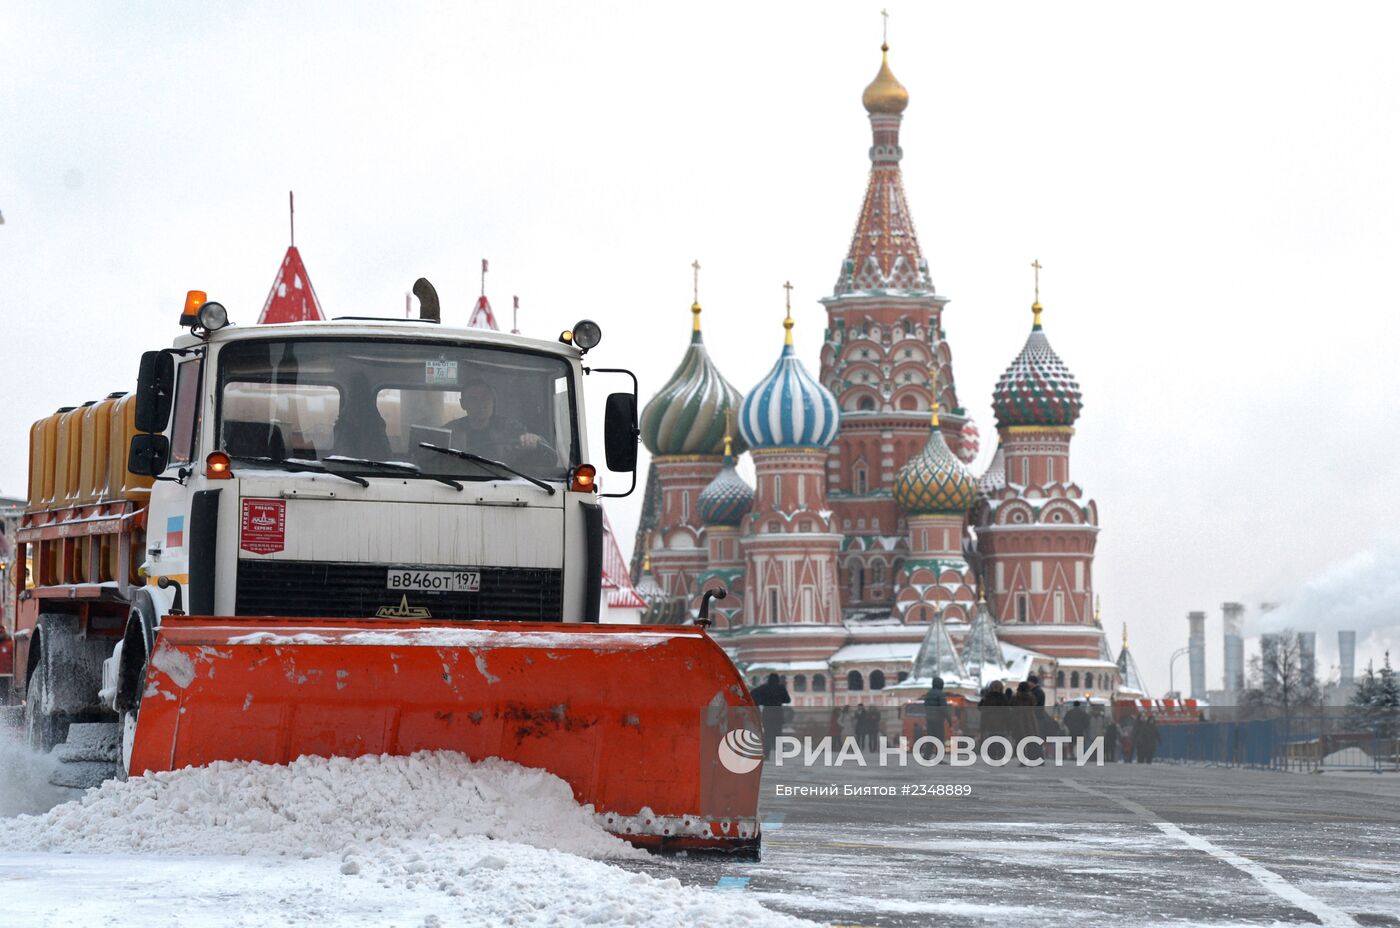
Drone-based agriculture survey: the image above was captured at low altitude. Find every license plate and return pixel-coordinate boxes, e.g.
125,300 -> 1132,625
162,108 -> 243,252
386,569 -> 480,593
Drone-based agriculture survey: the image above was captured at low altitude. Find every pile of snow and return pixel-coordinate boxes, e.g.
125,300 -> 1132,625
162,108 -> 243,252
2,751 -> 812,927
2,751 -> 633,859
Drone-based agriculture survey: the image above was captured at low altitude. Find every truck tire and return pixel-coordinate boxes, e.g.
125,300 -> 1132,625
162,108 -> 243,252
116,592 -> 159,778
24,662 -> 66,752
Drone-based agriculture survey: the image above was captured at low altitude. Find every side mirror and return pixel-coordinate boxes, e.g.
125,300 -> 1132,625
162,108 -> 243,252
603,392 -> 638,473
134,350 -> 175,433
128,433 -> 170,476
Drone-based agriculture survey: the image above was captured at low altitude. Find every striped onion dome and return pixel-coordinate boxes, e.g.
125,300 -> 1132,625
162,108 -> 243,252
739,315 -> 839,449
992,303 -> 1082,429
640,302 -> 746,456
894,410 -> 978,516
697,440 -> 753,527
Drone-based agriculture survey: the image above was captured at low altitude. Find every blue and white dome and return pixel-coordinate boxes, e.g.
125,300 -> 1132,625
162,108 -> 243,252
739,318 -> 840,449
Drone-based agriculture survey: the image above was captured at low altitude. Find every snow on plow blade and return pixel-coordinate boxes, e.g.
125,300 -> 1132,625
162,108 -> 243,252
131,616 -> 763,856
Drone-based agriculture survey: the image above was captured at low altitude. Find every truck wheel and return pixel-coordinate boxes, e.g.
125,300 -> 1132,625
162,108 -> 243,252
24,662 -> 67,753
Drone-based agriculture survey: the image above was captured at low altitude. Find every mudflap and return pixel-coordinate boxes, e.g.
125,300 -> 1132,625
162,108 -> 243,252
129,616 -> 763,857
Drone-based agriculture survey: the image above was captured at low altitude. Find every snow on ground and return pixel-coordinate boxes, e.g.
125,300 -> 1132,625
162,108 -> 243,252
0,747 -> 813,928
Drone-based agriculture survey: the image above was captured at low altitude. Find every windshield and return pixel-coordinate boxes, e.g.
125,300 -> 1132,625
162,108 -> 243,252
216,337 -> 577,482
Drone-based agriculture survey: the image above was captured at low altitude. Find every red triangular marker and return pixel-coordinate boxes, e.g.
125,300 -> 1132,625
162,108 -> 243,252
467,294 -> 499,330
258,246 -> 325,324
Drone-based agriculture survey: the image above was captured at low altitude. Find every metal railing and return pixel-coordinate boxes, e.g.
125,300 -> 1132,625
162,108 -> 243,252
1153,715 -> 1400,772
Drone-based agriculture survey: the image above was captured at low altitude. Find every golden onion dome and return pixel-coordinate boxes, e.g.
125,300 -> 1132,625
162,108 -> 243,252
862,44 -> 909,115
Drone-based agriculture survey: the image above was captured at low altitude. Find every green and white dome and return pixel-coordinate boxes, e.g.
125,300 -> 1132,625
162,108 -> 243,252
640,301 -> 746,457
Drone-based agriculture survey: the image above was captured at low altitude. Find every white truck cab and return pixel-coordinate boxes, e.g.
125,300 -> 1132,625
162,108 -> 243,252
127,293 -> 638,625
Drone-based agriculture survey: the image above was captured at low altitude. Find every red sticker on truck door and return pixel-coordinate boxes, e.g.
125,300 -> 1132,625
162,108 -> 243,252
240,499 -> 286,554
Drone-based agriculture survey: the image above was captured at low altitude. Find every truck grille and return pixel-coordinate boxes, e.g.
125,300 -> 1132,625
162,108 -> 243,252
234,560 -> 565,622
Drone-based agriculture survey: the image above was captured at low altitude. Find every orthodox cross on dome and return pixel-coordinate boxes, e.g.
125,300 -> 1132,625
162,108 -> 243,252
881,8 -> 889,47
1030,258 -> 1044,328
480,258 -> 489,297
782,280 -> 795,345
723,408 -> 734,458
289,190 -> 295,247
691,259 -> 703,331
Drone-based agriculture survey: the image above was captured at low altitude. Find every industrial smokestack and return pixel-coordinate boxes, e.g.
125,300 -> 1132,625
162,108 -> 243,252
1187,611 -> 1206,700
1223,602 -> 1245,694
1338,630 -> 1356,685
1297,631 -> 1317,686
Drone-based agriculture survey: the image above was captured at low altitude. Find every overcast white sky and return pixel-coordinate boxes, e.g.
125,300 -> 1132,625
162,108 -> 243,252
3,1 -> 1398,694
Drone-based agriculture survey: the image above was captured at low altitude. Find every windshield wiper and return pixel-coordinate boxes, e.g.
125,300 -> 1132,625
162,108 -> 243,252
418,443 -> 556,495
322,456 -> 463,491
227,455 -> 370,488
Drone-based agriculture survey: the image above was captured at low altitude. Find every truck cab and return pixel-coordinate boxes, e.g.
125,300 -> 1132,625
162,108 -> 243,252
130,310 -> 634,625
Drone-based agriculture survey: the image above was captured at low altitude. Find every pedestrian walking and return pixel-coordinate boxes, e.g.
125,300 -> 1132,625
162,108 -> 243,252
1138,716 -> 1160,763
853,703 -> 871,751
979,680 -> 1009,762
1063,700 -> 1090,759
1103,718 -> 1121,762
1011,682 -> 1039,762
923,677 -> 950,752
839,705 -> 857,747
750,673 -> 791,759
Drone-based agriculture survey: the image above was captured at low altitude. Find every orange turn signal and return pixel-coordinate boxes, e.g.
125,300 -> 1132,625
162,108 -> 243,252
570,463 -> 597,493
205,450 -> 233,479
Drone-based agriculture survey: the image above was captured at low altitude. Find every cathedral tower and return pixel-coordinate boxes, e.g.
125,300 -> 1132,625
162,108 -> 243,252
818,42 -> 976,617
638,272 -> 745,601
692,417 -> 754,627
739,288 -> 843,626
891,395 -> 979,624
976,286 -> 1103,661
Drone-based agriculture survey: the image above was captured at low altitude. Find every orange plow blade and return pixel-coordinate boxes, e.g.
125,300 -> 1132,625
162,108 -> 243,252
131,616 -> 763,856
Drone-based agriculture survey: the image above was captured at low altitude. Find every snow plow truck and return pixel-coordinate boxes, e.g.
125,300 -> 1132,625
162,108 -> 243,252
7,284 -> 762,856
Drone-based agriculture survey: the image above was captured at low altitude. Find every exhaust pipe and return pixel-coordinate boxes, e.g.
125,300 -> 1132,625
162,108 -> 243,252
696,587 -> 727,628
413,277 -> 440,323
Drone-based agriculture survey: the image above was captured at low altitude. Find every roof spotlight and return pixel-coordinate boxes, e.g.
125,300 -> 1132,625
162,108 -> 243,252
197,301 -> 230,331
572,319 -> 602,353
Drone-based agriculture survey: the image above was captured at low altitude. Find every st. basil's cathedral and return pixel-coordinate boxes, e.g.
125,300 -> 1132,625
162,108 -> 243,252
629,41 -> 1125,708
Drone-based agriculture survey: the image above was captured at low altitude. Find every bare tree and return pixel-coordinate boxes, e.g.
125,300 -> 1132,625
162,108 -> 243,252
1243,630 -> 1321,719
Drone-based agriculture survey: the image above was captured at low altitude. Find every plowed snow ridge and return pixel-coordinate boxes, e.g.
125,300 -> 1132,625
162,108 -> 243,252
2,751 -> 634,858
2,750 -> 813,927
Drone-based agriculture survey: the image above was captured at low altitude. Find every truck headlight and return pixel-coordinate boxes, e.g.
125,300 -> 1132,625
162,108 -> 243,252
571,319 -> 601,351
198,302 -> 230,331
